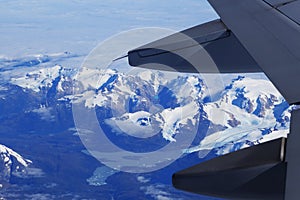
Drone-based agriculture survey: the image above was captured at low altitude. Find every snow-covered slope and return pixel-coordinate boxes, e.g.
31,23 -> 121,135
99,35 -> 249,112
186,76 -> 290,157
72,68 -> 207,142
10,64 -> 75,93
0,144 -> 32,184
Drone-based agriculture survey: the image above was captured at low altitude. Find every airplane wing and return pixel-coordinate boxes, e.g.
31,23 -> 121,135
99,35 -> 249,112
128,19 -> 261,73
128,0 -> 300,199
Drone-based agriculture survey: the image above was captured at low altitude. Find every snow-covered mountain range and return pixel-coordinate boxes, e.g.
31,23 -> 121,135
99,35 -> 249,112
1,60 -> 290,157
0,55 -> 291,199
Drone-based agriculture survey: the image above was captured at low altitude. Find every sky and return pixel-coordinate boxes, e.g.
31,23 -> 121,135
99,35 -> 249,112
0,0 -> 218,61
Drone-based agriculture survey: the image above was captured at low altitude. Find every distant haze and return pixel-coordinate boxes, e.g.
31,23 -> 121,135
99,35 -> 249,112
0,0 -> 218,60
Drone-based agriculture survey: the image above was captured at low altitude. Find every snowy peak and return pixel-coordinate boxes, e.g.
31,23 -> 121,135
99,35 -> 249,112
221,76 -> 285,117
0,144 -> 31,167
10,65 -> 76,94
76,68 -> 207,110
10,65 -> 62,92
191,75 -> 290,157
76,67 -> 117,90
0,144 -> 32,183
